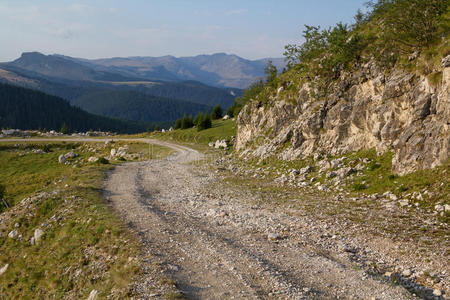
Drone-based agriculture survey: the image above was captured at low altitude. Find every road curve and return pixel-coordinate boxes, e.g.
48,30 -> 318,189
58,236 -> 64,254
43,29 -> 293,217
102,140 -> 411,300
0,138 -> 412,299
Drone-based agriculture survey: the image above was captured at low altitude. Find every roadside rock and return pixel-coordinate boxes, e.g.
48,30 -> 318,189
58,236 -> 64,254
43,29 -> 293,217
236,62 -> 450,176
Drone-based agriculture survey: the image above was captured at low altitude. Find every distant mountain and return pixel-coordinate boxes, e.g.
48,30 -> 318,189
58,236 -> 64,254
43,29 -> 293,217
84,53 -> 286,88
0,83 -> 154,133
9,52 -> 138,82
0,52 -> 240,109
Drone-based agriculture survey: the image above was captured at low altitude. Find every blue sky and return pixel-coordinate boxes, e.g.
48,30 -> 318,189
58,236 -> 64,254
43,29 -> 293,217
0,0 -> 368,61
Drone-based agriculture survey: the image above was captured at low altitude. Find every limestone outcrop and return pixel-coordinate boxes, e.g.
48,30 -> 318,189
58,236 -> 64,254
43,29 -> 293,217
237,59 -> 449,175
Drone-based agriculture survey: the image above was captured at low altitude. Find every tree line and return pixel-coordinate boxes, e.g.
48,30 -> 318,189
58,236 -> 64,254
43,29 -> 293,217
0,83 -> 161,133
173,104 -> 224,131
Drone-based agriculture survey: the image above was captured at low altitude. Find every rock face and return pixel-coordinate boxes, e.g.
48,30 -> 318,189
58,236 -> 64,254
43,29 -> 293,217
237,61 -> 449,175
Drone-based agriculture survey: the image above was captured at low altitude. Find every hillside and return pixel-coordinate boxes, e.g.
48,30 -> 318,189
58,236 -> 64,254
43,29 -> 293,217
0,53 -> 239,118
0,83 -> 153,133
8,52 -> 138,82
236,0 -> 450,175
72,90 -> 210,123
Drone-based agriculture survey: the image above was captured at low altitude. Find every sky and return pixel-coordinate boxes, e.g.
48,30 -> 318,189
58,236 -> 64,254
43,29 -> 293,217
0,0 -> 368,62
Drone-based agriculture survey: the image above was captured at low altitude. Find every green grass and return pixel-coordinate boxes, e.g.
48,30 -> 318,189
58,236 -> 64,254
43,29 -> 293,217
0,141 -> 172,298
151,119 -> 236,147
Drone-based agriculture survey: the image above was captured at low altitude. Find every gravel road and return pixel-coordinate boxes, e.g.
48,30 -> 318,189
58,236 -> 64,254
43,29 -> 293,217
103,140 -> 412,300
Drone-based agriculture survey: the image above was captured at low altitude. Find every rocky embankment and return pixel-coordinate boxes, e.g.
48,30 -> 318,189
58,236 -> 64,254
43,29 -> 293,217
237,56 -> 450,175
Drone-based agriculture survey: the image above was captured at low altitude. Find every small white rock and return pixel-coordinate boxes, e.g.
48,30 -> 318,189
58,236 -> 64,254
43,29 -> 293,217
58,155 -> 66,164
87,289 -> 98,300
8,230 -> 18,239
34,228 -> 44,243
433,289 -> 442,296
267,233 -> 281,241
402,269 -> 412,277
0,264 -> 8,276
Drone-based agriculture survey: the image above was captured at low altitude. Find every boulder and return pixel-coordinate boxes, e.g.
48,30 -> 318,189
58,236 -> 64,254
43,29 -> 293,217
110,148 -> 117,157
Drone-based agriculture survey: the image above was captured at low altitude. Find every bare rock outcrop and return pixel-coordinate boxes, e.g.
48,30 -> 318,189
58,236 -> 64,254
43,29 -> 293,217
237,61 -> 449,175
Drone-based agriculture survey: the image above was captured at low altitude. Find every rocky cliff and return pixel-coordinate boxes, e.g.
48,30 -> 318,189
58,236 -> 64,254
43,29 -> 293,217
236,57 -> 450,175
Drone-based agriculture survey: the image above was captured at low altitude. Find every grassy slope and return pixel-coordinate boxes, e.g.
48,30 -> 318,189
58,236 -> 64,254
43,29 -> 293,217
150,119 -> 236,151
0,140 -> 173,298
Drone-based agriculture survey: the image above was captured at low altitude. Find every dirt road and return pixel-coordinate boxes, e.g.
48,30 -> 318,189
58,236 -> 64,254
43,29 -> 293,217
103,140 -> 411,299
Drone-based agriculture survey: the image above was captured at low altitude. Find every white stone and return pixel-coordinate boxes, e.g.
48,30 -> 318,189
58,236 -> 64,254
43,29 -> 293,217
58,155 -> 66,164
87,289 -> 98,300
0,264 -> 8,276
267,233 -> 281,241
65,151 -> 77,159
399,200 -> 409,207
402,269 -> 412,277
435,204 -> 444,212
433,289 -> 442,296
34,228 -> 44,243
8,230 -> 18,239
88,157 -> 98,163
389,193 -> 398,201
110,148 -> 116,157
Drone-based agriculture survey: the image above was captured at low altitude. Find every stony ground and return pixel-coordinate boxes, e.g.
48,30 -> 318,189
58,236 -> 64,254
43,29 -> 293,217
103,140 -> 434,300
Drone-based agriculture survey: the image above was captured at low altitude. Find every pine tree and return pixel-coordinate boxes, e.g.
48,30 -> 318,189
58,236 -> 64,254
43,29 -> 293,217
60,122 -> 68,134
194,113 -> 203,127
226,106 -> 234,118
181,114 -> 190,129
212,105 -> 223,119
204,112 -> 212,129
174,118 -> 182,129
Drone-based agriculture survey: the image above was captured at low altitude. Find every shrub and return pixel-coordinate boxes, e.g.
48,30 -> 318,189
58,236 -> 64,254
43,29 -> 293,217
41,144 -> 51,153
367,161 -> 381,171
0,184 -> 5,199
353,183 -> 367,191
398,185 -> 408,192
97,157 -> 109,164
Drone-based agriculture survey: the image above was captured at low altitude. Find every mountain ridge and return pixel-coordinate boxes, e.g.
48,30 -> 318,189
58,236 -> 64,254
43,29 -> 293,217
6,51 -> 285,89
